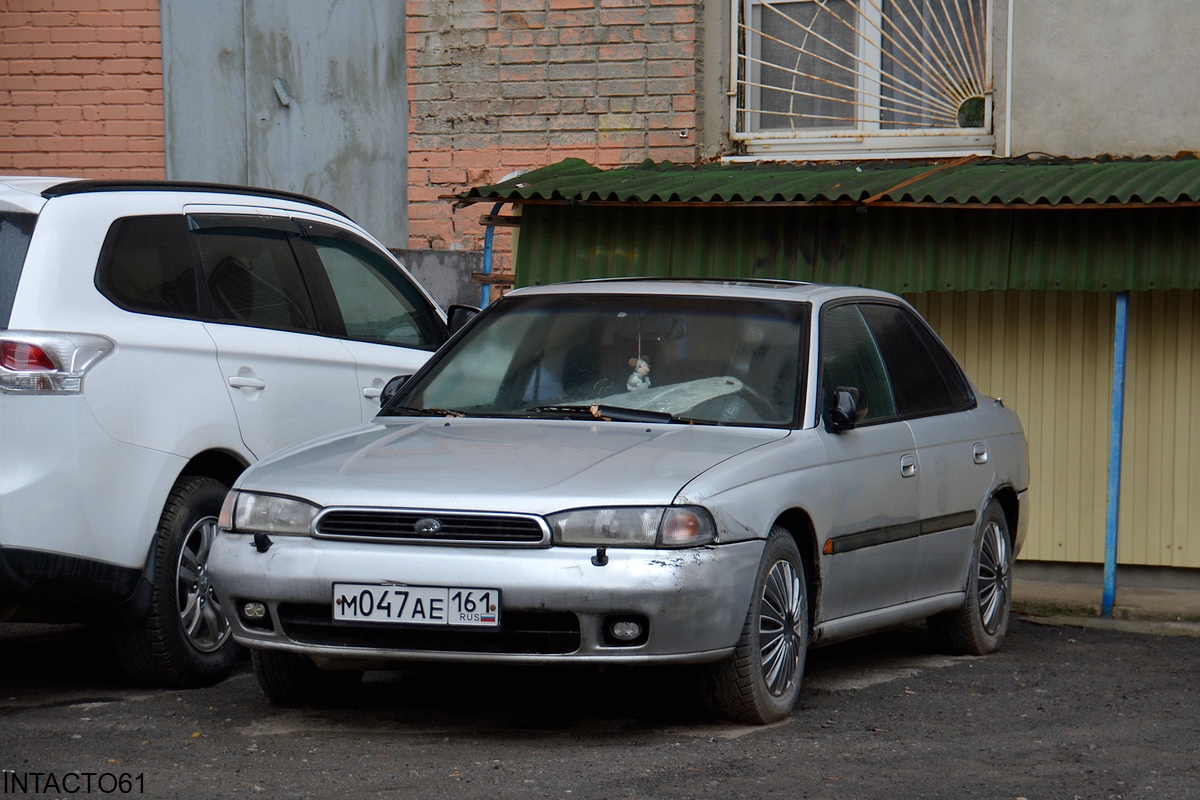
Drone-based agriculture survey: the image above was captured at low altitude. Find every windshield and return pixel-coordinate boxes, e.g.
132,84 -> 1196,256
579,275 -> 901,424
392,293 -> 808,427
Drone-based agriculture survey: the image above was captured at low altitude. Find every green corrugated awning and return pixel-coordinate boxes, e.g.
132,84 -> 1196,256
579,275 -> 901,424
452,156 -> 1200,294
453,155 -> 1200,209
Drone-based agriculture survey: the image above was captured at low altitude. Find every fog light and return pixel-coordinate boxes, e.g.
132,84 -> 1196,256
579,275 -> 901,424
243,602 -> 268,619
610,620 -> 642,640
602,615 -> 648,646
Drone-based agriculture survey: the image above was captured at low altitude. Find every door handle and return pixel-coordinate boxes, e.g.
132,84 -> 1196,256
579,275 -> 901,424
900,454 -> 917,478
972,442 -> 988,464
228,375 -> 266,390
362,386 -> 382,399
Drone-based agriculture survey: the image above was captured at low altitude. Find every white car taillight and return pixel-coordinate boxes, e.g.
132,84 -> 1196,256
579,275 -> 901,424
0,331 -> 114,394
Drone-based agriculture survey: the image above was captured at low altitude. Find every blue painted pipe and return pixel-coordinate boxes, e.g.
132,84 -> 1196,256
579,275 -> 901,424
1102,291 -> 1129,617
480,202 -> 504,308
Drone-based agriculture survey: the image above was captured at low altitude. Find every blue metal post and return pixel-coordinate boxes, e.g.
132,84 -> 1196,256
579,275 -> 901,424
480,202 -> 504,308
1102,291 -> 1129,617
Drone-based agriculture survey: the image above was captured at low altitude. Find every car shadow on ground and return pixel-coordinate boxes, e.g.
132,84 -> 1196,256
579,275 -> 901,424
1,619 -> 958,732
249,621 -> 955,734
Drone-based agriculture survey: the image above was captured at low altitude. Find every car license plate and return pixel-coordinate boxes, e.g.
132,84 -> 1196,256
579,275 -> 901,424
333,583 -> 500,627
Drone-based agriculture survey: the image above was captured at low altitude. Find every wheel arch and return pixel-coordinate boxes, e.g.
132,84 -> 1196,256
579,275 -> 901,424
772,507 -> 821,626
990,485 -> 1020,548
179,448 -> 249,489
140,449 -> 248,585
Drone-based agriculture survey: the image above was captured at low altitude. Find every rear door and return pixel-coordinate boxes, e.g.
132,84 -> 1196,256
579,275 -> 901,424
857,302 -> 990,601
189,212 -> 362,459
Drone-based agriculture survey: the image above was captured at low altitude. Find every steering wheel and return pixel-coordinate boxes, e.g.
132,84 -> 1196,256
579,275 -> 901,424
736,384 -> 777,418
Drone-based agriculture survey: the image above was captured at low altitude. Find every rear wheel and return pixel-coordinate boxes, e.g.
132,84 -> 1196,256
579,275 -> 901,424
707,527 -> 808,724
928,499 -> 1013,655
113,476 -> 239,687
252,649 -> 364,706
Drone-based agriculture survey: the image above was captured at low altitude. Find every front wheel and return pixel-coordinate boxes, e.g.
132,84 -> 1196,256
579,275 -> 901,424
928,499 -> 1013,655
706,527 -> 809,724
113,475 -> 239,687
252,650 -> 364,706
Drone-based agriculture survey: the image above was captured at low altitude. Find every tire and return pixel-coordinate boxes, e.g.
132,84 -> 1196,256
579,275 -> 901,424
252,649 -> 364,706
928,499 -> 1013,656
113,475 -> 239,687
706,527 -> 809,724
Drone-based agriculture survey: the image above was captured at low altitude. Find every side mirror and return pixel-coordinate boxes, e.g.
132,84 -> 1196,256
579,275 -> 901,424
379,374 -> 410,407
447,304 -> 480,336
827,386 -> 867,432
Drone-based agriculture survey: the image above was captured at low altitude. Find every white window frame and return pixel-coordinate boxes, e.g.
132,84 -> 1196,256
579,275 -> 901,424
728,0 -> 996,161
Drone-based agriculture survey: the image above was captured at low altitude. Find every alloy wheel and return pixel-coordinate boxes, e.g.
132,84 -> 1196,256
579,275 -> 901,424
758,559 -> 805,696
977,519 -> 1011,635
175,515 -> 232,653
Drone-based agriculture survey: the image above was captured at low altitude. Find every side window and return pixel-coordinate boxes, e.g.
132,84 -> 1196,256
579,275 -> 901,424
194,228 -> 318,332
309,234 -> 446,350
96,216 -> 199,318
820,304 -> 897,423
1,212 -> 37,328
858,303 -> 974,417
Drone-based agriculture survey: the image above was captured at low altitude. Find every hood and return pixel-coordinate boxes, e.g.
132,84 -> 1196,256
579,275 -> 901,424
239,417 -> 789,514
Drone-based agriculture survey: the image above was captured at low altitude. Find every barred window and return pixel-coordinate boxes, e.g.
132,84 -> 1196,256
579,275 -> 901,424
733,0 -> 994,159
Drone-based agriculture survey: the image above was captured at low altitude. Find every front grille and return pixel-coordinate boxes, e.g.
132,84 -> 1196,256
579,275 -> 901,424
314,509 -> 548,545
277,604 -> 580,655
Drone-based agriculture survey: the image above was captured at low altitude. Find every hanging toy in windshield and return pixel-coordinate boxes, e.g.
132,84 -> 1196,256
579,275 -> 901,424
627,357 -> 651,391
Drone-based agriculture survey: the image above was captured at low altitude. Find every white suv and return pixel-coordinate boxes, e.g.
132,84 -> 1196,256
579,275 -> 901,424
0,177 -> 449,687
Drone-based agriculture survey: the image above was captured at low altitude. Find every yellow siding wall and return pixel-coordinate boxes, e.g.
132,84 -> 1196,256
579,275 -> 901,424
908,291 -> 1200,569
1121,292 -> 1200,568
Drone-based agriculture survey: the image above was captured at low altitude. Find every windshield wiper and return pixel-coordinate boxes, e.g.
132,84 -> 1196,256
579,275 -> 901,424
526,404 -> 699,425
385,405 -> 467,418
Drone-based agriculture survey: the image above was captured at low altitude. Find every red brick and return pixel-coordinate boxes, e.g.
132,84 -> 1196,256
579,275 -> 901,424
546,45 -> 596,63
499,0 -> 544,10
499,64 -> 549,83
1,28 -> 49,44
672,95 -> 696,112
597,8 -> 642,26
500,12 -> 546,30
647,59 -> 693,79
10,89 -> 57,105
11,121 -> 58,137
120,10 -> 161,26
547,10 -> 600,27
648,5 -> 694,24
0,43 -> 36,59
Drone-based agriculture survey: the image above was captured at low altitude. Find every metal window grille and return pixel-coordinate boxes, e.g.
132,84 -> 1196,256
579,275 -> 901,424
732,0 -> 994,158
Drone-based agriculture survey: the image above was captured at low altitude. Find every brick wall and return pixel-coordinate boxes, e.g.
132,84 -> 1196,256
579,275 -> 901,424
407,0 -> 700,274
0,0 -> 165,178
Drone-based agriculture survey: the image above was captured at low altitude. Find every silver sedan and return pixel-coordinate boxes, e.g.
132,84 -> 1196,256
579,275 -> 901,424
209,279 -> 1029,724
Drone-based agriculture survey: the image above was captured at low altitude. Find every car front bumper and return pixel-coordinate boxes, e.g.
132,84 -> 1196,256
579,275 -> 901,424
208,533 -> 764,666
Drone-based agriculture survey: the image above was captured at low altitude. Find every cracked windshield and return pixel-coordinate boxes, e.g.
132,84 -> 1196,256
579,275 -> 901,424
395,293 -> 807,426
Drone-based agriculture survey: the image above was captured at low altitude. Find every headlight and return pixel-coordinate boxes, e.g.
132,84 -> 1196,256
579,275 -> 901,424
548,506 -> 716,548
219,491 -> 319,535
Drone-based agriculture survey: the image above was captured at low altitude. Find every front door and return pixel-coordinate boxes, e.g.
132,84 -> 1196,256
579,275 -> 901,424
815,303 -> 921,619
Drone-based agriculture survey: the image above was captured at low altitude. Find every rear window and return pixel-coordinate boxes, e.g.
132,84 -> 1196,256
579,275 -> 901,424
96,216 -> 200,318
0,212 -> 37,329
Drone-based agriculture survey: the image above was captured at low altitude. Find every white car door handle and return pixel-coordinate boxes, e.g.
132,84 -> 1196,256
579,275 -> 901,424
228,375 -> 266,390
900,454 -> 917,478
362,386 -> 382,399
